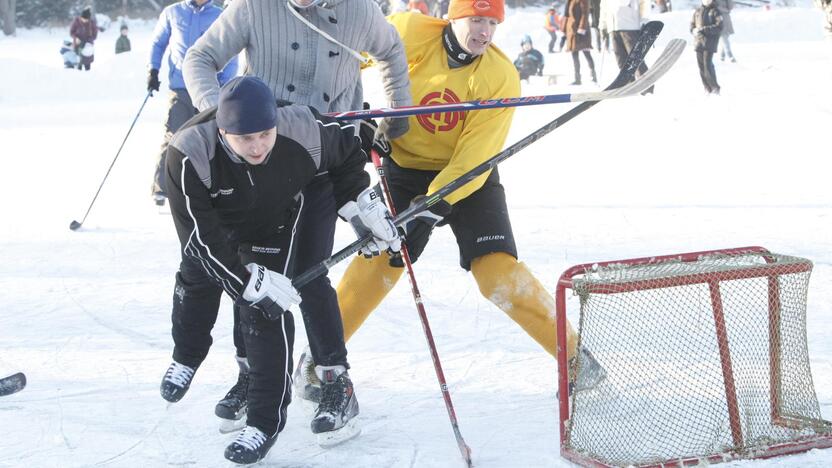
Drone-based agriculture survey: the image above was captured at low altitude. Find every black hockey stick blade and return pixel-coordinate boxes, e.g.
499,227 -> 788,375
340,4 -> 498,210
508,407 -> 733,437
293,21 -> 665,289
69,220 -> 82,231
0,372 -> 26,396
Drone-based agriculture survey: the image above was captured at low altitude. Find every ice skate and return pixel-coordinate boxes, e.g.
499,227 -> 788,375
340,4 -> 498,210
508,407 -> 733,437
292,347 -> 322,413
216,357 -> 249,433
224,425 -> 277,464
310,366 -> 360,447
160,361 -> 197,403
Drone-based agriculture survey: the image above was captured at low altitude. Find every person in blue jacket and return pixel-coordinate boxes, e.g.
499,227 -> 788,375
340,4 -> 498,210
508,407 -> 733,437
147,0 -> 238,207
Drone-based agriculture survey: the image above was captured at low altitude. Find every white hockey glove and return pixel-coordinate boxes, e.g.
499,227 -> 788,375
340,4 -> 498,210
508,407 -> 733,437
338,186 -> 402,258
241,263 -> 302,320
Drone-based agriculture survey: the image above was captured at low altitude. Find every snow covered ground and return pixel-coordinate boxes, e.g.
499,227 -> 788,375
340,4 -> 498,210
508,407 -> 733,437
1,4 -> 830,467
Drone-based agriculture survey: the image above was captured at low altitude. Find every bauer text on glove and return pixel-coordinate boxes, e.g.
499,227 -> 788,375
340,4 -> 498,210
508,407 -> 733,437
338,186 -> 401,258
240,263 -> 302,320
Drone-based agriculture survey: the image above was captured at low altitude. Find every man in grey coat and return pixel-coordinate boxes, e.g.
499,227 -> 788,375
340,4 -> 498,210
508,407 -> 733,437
181,0 -> 411,441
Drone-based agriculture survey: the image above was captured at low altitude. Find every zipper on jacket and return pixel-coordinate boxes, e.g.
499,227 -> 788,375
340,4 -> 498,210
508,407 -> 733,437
245,168 -> 254,186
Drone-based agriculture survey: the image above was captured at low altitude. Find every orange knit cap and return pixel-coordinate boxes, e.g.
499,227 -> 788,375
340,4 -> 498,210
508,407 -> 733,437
447,0 -> 505,23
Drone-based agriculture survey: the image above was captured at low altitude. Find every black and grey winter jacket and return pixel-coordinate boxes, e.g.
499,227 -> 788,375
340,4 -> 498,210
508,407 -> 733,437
165,104 -> 369,300
690,4 -> 723,52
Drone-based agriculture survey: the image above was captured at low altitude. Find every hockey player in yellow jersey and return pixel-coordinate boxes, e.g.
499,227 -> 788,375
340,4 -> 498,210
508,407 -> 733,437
294,0 -> 606,403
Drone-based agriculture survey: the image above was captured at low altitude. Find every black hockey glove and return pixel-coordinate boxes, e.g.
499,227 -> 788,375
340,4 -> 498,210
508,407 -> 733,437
359,114 -> 393,161
147,68 -> 161,93
389,195 -> 452,268
238,263 -> 302,320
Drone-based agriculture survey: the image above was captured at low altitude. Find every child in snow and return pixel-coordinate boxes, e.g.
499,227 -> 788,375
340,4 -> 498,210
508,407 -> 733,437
70,6 -> 98,71
514,35 -> 545,81
115,23 -> 131,54
60,39 -> 80,69
691,0 -> 723,94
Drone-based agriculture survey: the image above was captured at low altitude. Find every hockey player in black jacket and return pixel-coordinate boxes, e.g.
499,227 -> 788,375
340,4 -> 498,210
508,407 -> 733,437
159,76 -> 401,464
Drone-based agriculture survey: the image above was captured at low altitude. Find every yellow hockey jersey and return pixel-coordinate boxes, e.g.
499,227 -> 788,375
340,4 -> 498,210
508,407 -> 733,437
387,12 -> 521,204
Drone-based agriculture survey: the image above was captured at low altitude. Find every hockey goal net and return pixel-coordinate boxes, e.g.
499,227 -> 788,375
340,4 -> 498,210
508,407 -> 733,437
554,246 -> 832,467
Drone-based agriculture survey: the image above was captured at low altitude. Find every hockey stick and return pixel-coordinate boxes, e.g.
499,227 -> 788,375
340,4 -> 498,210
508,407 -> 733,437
69,91 -> 152,231
369,150 -> 473,467
0,372 -> 26,397
294,21 -> 672,289
326,37 -> 682,121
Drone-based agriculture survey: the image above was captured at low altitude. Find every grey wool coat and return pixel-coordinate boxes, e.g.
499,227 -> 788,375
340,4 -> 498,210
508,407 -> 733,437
183,0 -> 412,114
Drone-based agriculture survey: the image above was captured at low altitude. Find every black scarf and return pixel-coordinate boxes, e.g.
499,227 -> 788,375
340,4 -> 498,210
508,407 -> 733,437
442,25 -> 476,67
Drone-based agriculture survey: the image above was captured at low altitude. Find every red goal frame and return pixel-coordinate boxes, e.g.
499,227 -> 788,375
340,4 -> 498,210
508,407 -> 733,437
554,246 -> 832,467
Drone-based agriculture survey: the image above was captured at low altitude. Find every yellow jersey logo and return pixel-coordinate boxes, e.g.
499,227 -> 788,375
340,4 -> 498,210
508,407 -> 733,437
416,88 -> 467,134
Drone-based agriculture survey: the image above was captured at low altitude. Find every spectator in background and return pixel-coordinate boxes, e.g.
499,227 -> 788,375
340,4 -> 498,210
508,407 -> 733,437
432,0 -> 450,17
716,0 -> 736,62
115,23 -> 131,54
60,39 -> 80,69
691,0 -> 723,94
590,0 -> 602,51
146,0 -> 238,207
407,0 -> 430,14
544,4 -> 563,53
565,0 -> 597,85
514,35 -> 545,80
655,0 -> 671,13
600,0 -> 652,93
70,6 -> 97,71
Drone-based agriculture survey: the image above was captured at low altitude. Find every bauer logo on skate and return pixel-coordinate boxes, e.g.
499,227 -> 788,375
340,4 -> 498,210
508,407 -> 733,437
416,89 -> 466,133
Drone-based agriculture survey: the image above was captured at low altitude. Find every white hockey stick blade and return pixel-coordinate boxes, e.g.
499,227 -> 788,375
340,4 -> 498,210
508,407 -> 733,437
571,38 -> 687,103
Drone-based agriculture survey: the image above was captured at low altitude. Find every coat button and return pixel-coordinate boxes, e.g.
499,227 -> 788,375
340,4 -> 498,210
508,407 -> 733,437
291,42 -> 299,50
323,93 -> 330,102
287,84 -> 295,92
329,17 -> 337,24
329,51 -> 339,57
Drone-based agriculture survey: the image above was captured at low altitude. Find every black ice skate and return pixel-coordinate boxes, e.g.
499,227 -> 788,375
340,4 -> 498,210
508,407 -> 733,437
224,425 -> 277,465
160,361 -> 197,403
292,348 -> 322,405
216,357 -> 249,433
310,367 -> 360,447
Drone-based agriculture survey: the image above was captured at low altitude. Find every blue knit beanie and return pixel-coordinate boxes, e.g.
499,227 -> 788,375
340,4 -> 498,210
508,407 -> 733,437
216,76 -> 277,135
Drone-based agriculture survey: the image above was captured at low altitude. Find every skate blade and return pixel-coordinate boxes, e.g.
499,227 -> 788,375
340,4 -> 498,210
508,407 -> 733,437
218,416 -> 247,434
316,419 -> 361,448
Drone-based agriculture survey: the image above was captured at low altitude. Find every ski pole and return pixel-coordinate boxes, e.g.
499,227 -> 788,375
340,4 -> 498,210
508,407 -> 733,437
69,91 -> 152,231
370,150 -> 473,467
293,22 -> 672,289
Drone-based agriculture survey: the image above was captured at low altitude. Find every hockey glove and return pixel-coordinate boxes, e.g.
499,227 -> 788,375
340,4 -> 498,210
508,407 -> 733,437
389,195 -> 452,268
377,115 -> 409,140
240,263 -> 302,320
338,186 -> 401,258
147,68 -> 161,93
358,112 -> 394,161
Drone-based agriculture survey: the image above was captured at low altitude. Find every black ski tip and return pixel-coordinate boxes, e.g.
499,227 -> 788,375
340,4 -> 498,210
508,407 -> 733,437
69,220 -> 82,231
642,20 -> 664,35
